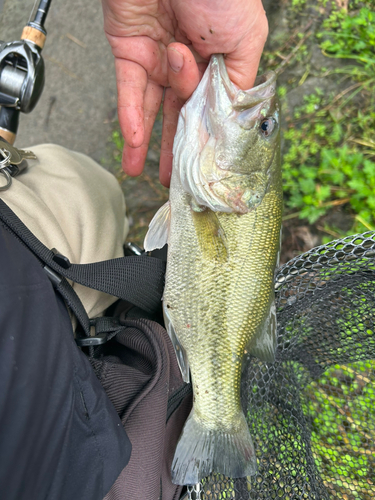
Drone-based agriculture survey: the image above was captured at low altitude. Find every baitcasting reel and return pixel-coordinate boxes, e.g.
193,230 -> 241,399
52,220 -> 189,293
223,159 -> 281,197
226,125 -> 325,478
0,0 -> 51,144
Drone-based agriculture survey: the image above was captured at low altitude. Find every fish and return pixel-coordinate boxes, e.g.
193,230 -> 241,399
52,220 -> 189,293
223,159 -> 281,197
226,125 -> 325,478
144,54 -> 282,485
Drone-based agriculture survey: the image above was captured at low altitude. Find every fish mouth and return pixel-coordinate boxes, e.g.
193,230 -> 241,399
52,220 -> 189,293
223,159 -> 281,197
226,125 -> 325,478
232,72 -> 277,110
173,54 -> 279,214
213,54 -> 277,110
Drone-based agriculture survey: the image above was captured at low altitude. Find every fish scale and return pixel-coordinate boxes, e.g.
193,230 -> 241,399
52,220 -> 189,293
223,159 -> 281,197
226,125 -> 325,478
144,54 -> 282,485
166,188 -> 282,432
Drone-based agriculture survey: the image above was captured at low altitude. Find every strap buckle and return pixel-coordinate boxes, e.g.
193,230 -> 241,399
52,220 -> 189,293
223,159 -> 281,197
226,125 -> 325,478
75,332 -> 108,347
75,317 -> 116,347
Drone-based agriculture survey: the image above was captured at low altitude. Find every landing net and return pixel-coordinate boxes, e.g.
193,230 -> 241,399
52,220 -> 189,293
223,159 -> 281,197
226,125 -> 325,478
184,231 -> 375,499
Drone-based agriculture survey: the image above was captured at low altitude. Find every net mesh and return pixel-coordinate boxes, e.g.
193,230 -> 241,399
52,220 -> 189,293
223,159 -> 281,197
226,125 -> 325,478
183,231 -> 375,500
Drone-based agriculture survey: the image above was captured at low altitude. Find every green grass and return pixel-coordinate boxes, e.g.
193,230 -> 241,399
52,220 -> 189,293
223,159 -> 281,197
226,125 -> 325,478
278,4 -> 375,240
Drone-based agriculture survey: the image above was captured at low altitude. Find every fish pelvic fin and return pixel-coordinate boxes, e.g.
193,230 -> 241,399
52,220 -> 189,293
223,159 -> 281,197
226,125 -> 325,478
171,410 -> 257,485
247,297 -> 277,363
163,303 -> 190,383
144,201 -> 171,251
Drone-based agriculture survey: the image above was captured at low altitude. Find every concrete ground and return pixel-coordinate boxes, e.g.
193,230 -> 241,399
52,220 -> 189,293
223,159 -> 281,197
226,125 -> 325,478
0,0 -> 170,248
0,0 -> 118,163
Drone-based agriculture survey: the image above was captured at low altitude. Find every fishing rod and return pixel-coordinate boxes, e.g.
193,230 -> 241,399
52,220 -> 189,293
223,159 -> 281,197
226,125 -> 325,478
0,0 -> 52,144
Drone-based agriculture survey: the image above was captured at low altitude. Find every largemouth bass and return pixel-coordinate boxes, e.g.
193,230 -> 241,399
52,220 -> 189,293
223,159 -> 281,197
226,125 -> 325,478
145,54 -> 282,485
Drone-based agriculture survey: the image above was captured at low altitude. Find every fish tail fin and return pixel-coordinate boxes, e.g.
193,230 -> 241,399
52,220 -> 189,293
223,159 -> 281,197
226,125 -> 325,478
171,410 -> 257,485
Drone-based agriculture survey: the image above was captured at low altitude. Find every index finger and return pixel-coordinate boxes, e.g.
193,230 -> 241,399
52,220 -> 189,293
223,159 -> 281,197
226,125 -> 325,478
115,57 -> 147,150
122,80 -> 163,177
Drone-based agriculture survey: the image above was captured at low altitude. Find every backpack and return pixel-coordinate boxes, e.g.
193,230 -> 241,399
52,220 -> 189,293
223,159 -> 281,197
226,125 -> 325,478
0,198 -> 192,500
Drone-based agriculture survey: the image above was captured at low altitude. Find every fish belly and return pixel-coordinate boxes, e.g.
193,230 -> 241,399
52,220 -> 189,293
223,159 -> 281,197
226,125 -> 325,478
166,178 -> 282,484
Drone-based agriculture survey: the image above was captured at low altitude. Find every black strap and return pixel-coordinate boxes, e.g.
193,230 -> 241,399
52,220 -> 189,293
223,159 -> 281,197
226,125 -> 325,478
0,199 -> 166,320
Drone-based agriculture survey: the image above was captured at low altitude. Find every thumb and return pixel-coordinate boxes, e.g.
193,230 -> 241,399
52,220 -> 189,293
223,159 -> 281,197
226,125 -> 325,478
224,16 -> 269,90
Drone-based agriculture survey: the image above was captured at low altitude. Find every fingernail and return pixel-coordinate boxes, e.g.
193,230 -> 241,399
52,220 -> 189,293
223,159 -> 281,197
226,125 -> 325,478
167,47 -> 184,73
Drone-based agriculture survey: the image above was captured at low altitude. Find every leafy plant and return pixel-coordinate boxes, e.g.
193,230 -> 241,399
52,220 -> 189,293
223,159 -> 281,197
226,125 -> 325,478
320,7 -> 375,71
281,4 -> 375,238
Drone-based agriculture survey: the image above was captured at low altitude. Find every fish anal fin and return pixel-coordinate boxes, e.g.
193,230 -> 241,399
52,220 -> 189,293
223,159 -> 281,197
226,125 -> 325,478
144,201 -> 171,252
163,303 -> 190,383
247,299 -> 277,363
276,226 -> 282,271
191,208 -> 228,263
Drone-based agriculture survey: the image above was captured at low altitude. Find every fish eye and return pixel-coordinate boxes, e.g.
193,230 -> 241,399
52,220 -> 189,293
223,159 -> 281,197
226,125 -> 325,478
260,117 -> 276,137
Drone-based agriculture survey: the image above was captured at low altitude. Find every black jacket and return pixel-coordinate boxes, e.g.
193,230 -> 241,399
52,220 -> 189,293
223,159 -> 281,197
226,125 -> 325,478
0,220 -> 131,500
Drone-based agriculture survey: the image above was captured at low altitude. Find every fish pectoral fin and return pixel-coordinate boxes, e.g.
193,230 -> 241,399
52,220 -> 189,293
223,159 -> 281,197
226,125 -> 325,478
163,303 -> 190,383
247,298 -> 277,363
192,209 -> 228,262
144,201 -> 171,251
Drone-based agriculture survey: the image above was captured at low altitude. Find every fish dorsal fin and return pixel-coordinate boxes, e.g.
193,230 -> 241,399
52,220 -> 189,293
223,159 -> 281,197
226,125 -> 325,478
247,298 -> 277,363
144,201 -> 171,252
163,303 -> 190,383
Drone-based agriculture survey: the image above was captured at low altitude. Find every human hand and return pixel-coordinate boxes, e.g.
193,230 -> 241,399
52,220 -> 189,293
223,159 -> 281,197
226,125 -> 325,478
102,0 -> 268,187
